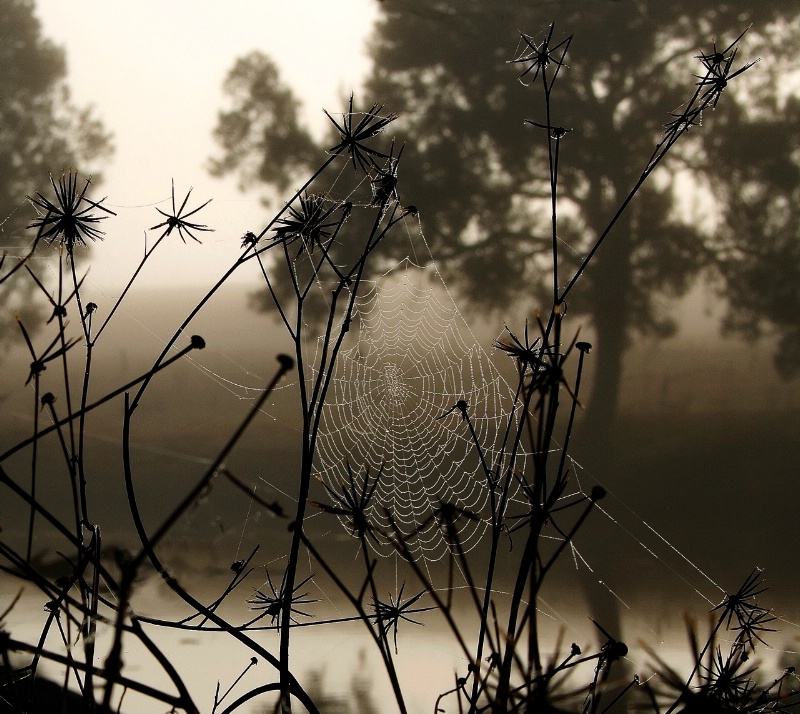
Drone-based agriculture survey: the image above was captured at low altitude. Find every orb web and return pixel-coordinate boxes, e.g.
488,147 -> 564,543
314,260 -> 524,561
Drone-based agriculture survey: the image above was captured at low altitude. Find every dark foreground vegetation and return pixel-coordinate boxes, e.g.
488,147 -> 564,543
1,13 -> 799,714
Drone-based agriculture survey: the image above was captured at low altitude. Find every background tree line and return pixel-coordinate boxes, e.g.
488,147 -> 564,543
210,1 -> 800,438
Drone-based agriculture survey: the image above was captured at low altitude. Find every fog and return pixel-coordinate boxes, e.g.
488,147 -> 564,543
3,2 -> 800,711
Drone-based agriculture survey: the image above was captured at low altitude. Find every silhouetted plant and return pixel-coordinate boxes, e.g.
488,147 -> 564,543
1,19 -> 797,714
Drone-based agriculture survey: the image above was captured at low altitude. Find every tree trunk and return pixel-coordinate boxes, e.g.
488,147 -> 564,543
581,302 -> 629,445
578,197 -> 634,448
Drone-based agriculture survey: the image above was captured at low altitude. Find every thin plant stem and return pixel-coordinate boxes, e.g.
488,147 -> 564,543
92,232 -> 169,342
129,355 -> 293,571
25,373 -> 39,562
278,199 -> 397,712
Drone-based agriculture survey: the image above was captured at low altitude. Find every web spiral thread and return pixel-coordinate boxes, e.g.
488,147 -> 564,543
314,260 -> 525,561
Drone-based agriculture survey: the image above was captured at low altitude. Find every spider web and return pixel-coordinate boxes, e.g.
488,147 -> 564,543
313,257 -> 526,561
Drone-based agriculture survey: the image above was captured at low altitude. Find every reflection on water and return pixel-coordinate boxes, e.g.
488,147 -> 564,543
4,563 -> 796,714
2,568 -> 467,714
298,649 -> 378,714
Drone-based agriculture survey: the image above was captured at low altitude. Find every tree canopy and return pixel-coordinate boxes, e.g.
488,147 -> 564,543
0,0 -> 112,341
210,1 -> 800,428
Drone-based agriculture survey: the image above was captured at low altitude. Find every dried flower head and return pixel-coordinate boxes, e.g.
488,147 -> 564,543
246,571 -> 317,627
371,583 -> 428,654
712,569 -> 770,632
313,462 -> 381,541
325,94 -> 398,174
733,606 -> 776,654
150,179 -> 213,243
272,193 -> 340,256
495,322 -> 581,402
27,173 -> 116,254
693,28 -> 758,109
699,646 -> 757,707
508,23 -> 572,87
494,322 -> 543,373
240,230 -> 258,248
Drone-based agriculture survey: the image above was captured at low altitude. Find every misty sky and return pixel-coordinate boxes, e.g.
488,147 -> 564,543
33,1 -> 378,292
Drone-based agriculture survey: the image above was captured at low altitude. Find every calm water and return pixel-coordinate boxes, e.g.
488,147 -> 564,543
4,549 -> 798,714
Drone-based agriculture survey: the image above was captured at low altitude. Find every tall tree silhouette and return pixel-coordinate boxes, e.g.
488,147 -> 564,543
0,0 -> 112,343
210,2 -> 800,433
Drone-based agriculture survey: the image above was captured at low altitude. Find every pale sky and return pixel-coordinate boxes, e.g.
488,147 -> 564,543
33,1 -> 379,293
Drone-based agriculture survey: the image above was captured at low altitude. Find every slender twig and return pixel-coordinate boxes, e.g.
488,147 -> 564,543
129,355 -> 293,571
0,339 -> 203,463
3,637 -> 190,710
